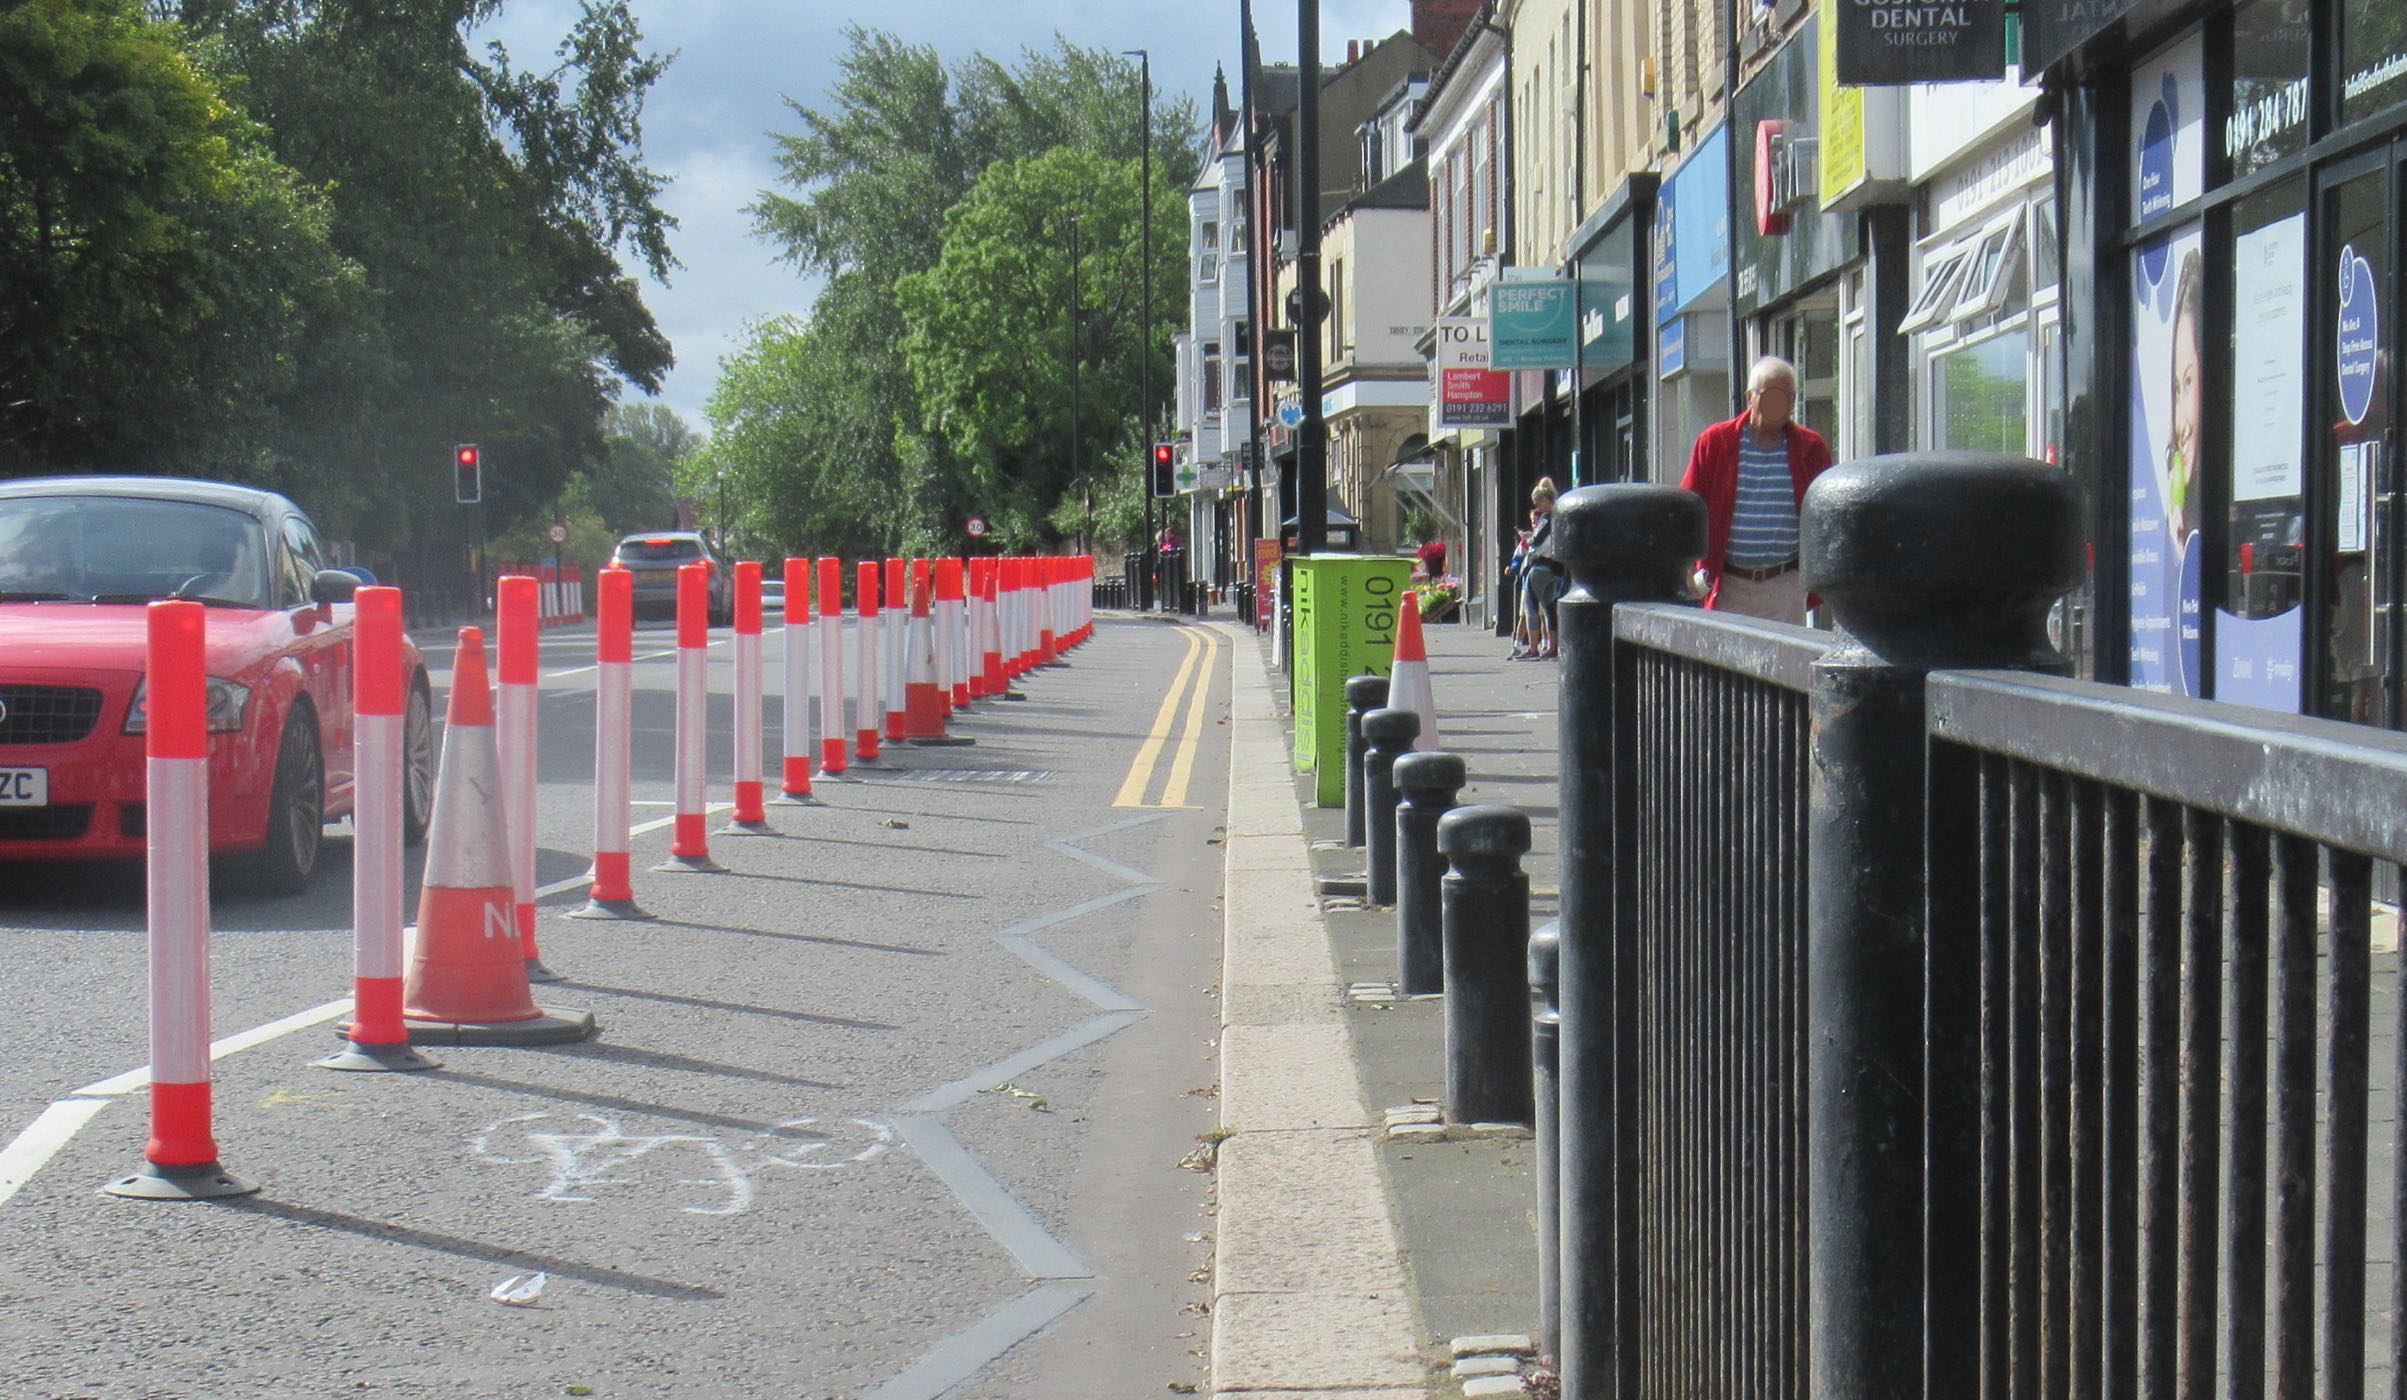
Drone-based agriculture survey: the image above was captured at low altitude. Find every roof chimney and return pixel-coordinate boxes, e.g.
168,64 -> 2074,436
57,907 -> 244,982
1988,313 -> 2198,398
1346,39 -> 1360,64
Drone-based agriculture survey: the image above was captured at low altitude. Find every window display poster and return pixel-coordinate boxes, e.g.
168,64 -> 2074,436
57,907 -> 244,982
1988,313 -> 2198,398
2128,222 -> 2205,695
2129,30 -> 2204,228
2215,208 -> 2306,712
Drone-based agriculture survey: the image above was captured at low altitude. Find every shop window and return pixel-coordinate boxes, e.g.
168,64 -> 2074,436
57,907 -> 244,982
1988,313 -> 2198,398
2341,0 -> 2407,128
2032,199 -> 2060,293
2225,0 -> 2310,179
1951,216 -> 2027,323
1899,247 -> 1974,335
1932,333 -> 2029,455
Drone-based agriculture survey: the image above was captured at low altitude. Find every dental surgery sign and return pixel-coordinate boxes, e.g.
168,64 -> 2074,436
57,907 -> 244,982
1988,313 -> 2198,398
1833,0 -> 2006,85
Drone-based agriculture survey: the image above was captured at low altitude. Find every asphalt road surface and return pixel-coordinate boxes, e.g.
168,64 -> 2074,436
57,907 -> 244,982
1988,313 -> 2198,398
0,612 -> 1232,1398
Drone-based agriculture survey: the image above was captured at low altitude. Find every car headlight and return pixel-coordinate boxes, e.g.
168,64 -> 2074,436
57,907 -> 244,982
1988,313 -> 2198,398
124,677 -> 253,735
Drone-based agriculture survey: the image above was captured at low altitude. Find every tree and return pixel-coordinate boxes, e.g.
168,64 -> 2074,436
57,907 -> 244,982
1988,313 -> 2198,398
0,0 -> 354,475
893,145 -> 1187,550
725,28 -> 1204,554
587,400 -> 691,535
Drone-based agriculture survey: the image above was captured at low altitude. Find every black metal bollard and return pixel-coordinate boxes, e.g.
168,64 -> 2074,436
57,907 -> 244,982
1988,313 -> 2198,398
1802,454 -> 2079,1398
1392,750 -> 1467,996
1342,675 -> 1390,849
1530,917 -> 1562,1367
1436,804 -> 1532,1126
1550,483 -> 1706,1400
1361,707 -> 1419,907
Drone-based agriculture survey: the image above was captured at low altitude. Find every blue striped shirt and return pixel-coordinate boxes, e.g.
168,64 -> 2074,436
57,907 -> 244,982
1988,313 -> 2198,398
1727,432 -> 1799,569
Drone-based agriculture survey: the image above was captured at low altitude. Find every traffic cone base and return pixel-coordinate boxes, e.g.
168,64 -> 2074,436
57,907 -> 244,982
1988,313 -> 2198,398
404,1007 -> 595,1047
101,1159 -> 258,1201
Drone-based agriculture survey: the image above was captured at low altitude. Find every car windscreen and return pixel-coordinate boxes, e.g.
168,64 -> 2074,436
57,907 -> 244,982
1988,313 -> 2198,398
0,496 -> 273,607
616,538 -> 703,563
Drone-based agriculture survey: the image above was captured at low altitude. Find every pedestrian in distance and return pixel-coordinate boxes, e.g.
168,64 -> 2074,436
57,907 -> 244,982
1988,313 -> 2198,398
1515,480 -> 1562,659
1678,354 -> 1834,623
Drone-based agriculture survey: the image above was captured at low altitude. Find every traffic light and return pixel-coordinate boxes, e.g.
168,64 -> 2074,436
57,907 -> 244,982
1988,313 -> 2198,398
453,443 -> 482,504
1150,442 -> 1176,499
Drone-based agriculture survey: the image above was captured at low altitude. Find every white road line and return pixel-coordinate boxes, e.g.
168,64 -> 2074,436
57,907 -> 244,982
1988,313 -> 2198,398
75,997 -> 357,1098
0,1099 -> 110,1208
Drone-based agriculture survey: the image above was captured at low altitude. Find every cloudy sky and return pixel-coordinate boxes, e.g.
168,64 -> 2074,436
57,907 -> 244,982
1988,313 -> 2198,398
472,1 -> 1414,433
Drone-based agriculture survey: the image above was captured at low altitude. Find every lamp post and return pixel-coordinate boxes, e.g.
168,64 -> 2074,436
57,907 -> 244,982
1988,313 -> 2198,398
1069,214 -> 1082,559
1294,2 -> 1327,557
1126,48 -> 1155,610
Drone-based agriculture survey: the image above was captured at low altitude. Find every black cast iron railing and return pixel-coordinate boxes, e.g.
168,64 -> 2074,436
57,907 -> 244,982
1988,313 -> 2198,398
1544,459 -> 2407,1400
1612,604 -> 1825,1400
1924,671 -> 2407,1400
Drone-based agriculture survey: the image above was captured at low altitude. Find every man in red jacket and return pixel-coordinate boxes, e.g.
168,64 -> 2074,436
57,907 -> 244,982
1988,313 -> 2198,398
1678,355 -> 1834,621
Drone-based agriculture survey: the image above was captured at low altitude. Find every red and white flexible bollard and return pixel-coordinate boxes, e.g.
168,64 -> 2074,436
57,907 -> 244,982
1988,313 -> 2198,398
778,556 -> 816,802
854,560 -> 882,763
881,557 -> 908,743
572,566 -> 651,919
104,601 -> 258,1200
319,586 -> 440,1071
818,556 -> 848,777
980,559 -> 1008,698
725,561 -> 773,833
965,558 -> 991,701
939,558 -> 968,711
496,575 -> 556,979
657,560 -> 722,872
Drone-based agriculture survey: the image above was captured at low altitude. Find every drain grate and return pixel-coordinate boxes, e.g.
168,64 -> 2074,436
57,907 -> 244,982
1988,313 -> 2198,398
890,768 -> 1055,784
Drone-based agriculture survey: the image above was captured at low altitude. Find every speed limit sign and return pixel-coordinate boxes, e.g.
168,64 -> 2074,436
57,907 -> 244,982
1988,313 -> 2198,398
548,523 -> 568,544
966,516 -> 988,538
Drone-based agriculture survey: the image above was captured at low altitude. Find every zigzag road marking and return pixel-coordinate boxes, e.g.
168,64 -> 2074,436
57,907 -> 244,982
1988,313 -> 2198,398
872,810 -> 1173,1396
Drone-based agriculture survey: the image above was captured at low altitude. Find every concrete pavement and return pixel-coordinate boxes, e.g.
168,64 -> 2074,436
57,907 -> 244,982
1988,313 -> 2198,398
1209,612 -> 1557,1398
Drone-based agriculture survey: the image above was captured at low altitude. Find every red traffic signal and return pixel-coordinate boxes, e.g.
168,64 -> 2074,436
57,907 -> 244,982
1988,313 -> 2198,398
453,443 -> 482,504
1150,442 -> 1177,499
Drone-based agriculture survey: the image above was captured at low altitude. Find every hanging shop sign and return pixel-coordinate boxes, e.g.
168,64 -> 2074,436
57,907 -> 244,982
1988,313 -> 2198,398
1488,273 -> 1578,370
1436,317 -> 1511,428
1832,0 -> 2008,85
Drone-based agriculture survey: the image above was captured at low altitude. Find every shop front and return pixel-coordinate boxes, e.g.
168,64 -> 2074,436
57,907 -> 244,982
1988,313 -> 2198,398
2042,0 -> 2407,724
1570,175 -> 1657,487
1651,124 -> 1735,483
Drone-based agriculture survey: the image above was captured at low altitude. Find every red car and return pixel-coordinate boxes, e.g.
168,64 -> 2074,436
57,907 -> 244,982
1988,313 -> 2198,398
0,477 -> 437,894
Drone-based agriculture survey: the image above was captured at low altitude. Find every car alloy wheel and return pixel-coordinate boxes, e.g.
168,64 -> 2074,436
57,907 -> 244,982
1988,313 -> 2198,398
401,680 -> 435,846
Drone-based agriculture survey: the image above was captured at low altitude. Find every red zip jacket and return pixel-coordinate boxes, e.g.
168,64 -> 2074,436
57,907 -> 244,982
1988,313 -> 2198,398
1678,411 -> 1833,609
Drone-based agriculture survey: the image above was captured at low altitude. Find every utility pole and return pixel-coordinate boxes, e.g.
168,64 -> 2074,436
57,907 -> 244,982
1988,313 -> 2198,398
1128,49 -> 1156,611
1295,0 -> 1328,556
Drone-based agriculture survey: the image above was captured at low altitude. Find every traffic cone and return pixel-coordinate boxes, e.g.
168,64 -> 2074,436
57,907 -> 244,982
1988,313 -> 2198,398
1388,592 -> 1439,751
402,628 -> 595,1046
906,569 -> 973,746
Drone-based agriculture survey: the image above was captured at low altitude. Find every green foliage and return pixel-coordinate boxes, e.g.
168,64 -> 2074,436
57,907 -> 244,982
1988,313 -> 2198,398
0,0 -> 355,474
0,0 -> 678,587
720,27 -> 1203,558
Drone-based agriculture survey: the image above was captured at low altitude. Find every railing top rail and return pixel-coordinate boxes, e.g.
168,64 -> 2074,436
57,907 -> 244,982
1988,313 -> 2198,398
1613,602 -> 1832,696
1930,669 -> 2407,864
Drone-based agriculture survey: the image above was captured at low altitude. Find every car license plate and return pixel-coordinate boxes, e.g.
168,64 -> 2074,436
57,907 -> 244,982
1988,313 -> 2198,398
0,768 -> 47,806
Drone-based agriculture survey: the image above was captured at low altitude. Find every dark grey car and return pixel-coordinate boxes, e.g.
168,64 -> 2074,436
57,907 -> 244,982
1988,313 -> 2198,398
609,532 -> 732,626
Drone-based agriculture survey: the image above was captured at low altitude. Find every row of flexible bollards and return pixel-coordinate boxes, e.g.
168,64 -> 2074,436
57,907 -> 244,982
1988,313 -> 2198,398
101,553 -> 1098,1201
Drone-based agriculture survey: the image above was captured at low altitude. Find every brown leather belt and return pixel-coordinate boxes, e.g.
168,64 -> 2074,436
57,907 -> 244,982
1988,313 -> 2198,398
1723,559 -> 1799,582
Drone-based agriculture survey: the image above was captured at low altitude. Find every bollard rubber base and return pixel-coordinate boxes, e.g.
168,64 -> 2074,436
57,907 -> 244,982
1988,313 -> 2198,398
315,1038 -> 442,1073
770,792 -> 824,806
718,818 -> 781,836
102,1160 -> 260,1201
524,956 -> 562,984
403,1007 -> 597,1047
907,735 -> 977,747
565,897 -> 655,921
651,854 -> 726,874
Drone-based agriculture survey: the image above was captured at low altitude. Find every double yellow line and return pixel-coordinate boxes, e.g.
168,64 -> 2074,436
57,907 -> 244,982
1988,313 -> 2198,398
1112,625 -> 1223,808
